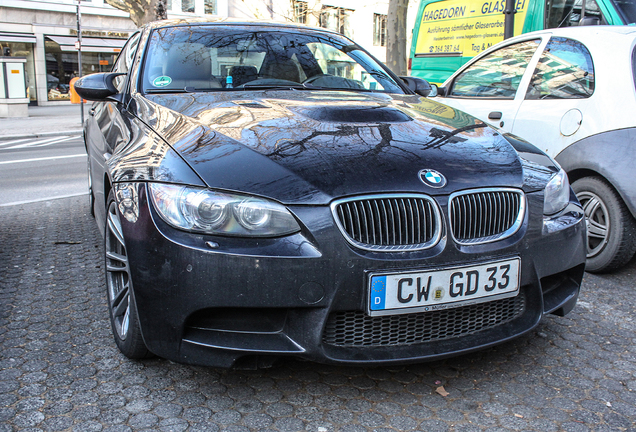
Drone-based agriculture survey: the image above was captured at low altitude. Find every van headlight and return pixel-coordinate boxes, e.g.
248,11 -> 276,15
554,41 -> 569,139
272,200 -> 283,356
543,169 -> 570,215
149,183 -> 300,237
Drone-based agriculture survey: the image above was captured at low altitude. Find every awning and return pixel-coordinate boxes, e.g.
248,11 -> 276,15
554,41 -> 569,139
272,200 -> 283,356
45,35 -> 126,53
0,32 -> 37,44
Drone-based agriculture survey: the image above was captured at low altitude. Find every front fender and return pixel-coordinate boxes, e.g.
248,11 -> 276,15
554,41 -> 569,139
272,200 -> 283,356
555,128 -> 636,218
106,117 -> 205,187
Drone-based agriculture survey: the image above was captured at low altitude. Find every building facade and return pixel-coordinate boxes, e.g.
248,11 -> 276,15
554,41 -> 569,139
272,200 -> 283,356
0,0 -> 418,106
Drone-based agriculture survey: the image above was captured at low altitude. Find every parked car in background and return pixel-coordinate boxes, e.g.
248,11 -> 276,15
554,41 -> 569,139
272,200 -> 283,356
75,19 -> 586,368
432,26 -> 636,273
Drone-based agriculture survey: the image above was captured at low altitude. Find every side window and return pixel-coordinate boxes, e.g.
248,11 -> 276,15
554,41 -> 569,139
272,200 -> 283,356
632,45 -> 636,93
449,40 -> 540,99
525,37 -> 594,100
112,32 -> 141,92
545,0 -> 605,28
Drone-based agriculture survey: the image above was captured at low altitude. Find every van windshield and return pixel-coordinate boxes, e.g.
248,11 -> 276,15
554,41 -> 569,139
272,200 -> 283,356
612,0 -> 636,24
142,25 -> 404,94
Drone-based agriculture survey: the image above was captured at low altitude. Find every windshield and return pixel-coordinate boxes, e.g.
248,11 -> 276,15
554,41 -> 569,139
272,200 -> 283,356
612,0 -> 636,24
142,25 -> 404,94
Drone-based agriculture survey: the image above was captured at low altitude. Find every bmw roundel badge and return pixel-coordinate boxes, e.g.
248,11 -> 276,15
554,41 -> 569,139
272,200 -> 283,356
419,169 -> 447,188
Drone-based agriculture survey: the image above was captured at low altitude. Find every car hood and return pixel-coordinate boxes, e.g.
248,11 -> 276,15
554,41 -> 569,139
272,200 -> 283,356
134,91 -> 553,205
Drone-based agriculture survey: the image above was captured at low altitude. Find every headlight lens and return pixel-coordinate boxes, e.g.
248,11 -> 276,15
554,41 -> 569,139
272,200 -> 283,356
543,169 -> 570,215
148,183 -> 300,237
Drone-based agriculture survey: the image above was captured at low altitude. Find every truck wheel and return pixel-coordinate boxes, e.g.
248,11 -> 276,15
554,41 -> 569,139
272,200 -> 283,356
572,177 -> 636,273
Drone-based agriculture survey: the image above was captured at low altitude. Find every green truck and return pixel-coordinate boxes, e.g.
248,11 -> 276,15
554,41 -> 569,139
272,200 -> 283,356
409,0 -> 635,83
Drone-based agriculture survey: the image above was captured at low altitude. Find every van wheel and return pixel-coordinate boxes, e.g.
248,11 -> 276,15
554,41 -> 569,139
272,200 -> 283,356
572,177 -> 636,273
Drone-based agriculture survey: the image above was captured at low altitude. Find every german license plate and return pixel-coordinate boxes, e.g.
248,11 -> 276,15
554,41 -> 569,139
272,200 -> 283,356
368,258 -> 520,316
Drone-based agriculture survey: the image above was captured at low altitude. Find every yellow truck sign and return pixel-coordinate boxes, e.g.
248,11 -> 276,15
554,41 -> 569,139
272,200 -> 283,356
414,0 -> 530,57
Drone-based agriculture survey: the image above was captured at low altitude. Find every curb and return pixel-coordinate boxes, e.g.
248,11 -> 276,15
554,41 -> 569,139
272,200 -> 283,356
0,129 -> 83,141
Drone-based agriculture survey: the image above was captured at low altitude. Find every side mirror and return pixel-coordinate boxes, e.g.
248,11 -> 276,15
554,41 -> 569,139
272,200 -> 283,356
400,76 -> 432,97
74,72 -> 125,102
579,16 -> 600,26
428,84 -> 447,97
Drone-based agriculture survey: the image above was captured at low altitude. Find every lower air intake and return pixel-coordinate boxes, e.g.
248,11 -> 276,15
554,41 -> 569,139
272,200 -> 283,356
322,294 -> 526,347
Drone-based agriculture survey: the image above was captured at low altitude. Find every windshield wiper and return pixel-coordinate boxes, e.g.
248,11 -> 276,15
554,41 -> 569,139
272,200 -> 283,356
240,83 -> 311,91
240,83 -> 379,93
300,86 -> 380,93
145,88 -> 191,94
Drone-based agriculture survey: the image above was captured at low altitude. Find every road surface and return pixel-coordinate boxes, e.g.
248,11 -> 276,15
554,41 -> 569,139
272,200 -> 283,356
0,134 -> 87,206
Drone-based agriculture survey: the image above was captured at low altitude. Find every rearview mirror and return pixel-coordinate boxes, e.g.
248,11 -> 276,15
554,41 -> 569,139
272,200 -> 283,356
74,72 -> 125,102
400,76 -> 432,97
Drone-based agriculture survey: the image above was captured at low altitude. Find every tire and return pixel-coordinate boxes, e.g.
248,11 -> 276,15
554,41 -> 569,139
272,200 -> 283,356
571,176 -> 636,273
105,190 -> 151,359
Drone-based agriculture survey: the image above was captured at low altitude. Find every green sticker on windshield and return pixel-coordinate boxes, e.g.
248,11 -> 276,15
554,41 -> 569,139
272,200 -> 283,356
152,76 -> 172,87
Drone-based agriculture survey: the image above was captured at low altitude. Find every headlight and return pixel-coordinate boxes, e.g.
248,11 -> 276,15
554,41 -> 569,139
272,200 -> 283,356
543,169 -> 570,215
148,183 -> 300,237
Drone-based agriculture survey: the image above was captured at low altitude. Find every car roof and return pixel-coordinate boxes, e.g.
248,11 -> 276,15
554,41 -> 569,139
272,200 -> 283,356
143,17 -> 341,36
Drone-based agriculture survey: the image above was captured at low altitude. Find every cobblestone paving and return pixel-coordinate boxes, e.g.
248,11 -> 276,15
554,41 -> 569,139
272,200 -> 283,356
1,196 -> 635,432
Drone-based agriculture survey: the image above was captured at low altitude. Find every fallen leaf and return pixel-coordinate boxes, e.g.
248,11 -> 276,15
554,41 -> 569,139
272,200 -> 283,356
436,386 -> 449,397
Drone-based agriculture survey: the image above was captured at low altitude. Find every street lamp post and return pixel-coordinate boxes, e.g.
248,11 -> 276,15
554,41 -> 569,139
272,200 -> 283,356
76,0 -> 84,125
503,0 -> 516,40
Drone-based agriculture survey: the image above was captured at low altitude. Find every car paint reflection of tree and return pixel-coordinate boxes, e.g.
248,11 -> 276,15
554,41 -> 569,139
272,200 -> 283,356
104,91 -> 550,209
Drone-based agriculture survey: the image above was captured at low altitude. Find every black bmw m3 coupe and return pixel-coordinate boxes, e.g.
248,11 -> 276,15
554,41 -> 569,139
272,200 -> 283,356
75,19 -> 586,368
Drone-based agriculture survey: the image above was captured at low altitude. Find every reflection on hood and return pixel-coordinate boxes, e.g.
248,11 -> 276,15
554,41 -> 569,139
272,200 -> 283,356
124,91 -> 551,204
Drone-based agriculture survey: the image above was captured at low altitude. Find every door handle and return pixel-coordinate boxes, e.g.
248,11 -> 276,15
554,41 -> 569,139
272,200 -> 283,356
488,111 -> 502,120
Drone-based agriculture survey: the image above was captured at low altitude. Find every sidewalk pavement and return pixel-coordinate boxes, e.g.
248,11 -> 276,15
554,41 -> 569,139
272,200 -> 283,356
0,104 -> 89,140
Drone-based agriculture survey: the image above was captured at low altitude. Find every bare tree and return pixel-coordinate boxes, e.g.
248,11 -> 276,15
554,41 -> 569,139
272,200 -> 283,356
386,0 -> 409,76
105,0 -> 167,27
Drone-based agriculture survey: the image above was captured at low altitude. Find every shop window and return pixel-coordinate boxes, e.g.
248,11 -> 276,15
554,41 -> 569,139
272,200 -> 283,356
182,0 -> 195,13
320,6 -> 353,38
293,0 -> 308,23
0,41 -> 36,102
44,39 -> 120,101
204,0 -> 216,14
525,37 -> 594,99
373,13 -> 387,47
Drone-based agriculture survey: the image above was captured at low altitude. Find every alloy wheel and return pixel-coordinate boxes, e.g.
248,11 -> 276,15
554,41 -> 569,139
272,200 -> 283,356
577,190 -> 610,258
105,200 -> 131,340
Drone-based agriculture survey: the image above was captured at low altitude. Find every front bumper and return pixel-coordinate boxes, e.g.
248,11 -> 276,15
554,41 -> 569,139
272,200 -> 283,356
118,184 -> 586,368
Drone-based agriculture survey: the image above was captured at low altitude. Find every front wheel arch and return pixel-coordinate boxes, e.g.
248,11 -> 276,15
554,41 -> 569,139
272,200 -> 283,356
105,189 -> 151,359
